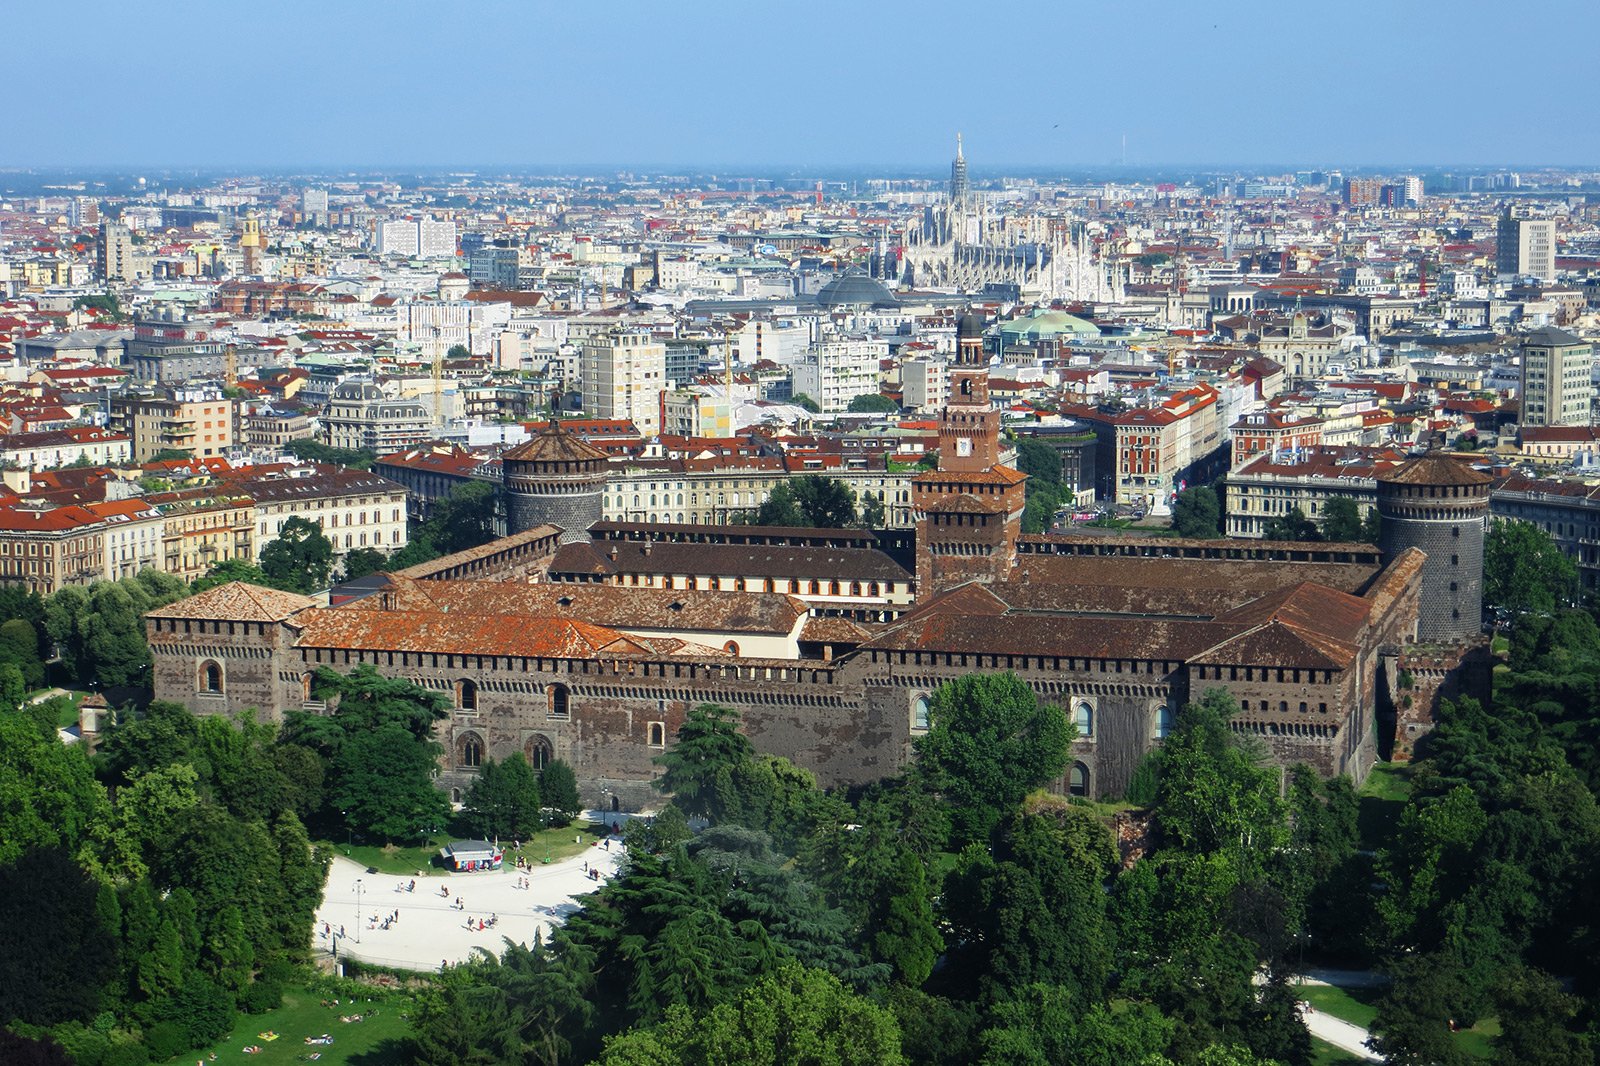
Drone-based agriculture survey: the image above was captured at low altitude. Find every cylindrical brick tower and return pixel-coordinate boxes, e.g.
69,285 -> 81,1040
501,424 -> 609,543
1376,454 -> 1491,643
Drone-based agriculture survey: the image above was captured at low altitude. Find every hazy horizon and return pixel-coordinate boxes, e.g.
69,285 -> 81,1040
11,0 -> 1598,170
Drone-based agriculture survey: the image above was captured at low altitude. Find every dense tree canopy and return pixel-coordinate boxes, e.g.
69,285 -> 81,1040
914,673 -> 1072,846
1172,486 -> 1222,538
753,475 -> 858,528
1484,518 -> 1579,619
258,515 -> 334,594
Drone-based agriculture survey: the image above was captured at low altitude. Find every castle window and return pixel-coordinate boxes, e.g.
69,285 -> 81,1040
201,660 -> 223,693
912,695 -> 932,732
1068,762 -> 1090,798
459,734 -> 482,769
1155,704 -> 1175,740
648,722 -> 666,747
526,734 -> 552,771
548,684 -> 570,719
1073,701 -> 1094,738
457,679 -> 478,710
723,641 -> 740,657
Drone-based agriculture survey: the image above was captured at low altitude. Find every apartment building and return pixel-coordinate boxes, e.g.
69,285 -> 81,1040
112,390 -> 235,461
581,330 -> 666,436
792,337 -> 886,413
1519,326 -> 1593,428
0,427 -> 131,471
236,467 -> 409,559
1226,447 -> 1403,538
0,503 -> 107,594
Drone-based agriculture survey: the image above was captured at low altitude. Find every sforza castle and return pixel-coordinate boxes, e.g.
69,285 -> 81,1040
149,317 -> 1489,808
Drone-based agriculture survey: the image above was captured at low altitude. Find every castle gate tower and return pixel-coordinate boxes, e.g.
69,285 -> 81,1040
1376,454 -> 1490,642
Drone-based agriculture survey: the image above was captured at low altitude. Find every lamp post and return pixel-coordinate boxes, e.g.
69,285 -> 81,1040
354,878 -> 363,944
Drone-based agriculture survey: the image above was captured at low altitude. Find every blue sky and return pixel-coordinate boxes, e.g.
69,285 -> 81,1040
9,0 -> 1597,169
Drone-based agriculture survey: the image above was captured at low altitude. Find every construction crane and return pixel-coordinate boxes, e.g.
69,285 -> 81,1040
432,328 -> 445,428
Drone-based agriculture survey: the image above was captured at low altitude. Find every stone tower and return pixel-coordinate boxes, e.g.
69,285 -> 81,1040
1375,454 -> 1490,643
501,423 -> 609,543
912,313 -> 1028,593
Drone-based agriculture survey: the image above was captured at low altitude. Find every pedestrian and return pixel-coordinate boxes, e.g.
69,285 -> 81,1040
340,925 -> 345,937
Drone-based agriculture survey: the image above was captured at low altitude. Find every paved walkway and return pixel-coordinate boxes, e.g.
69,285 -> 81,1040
1302,1006 -> 1380,1061
314,823 -> 627,970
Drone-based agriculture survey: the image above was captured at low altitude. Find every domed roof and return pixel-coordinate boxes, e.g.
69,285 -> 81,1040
816,273 -> 899,309
1377,454 -> 1492,487
999,310 -> 1099,341
957,313 -> 986,338
503,423 -> 608,465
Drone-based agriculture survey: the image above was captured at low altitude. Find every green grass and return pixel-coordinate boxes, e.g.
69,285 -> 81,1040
1310,1036 -> 1367,1066
197,988 -> 410,1066
1299,980 -> 1497,1060
1298,982 -> 1380,1030
1357,761 -> 1411,852
323,819 -> 611,875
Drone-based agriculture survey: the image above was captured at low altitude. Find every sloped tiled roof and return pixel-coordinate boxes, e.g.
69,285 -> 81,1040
148,582 -> 319,623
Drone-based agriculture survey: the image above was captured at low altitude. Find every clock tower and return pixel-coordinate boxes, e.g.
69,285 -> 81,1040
913,313 -> 1028,593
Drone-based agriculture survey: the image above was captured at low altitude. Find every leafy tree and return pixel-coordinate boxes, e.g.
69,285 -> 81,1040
1262,505 -> 1319,542
866,850 -> 943,986
148,448 -> 193,462
791,393 -> 821,413
654,704 -> 754,822
259,515 -> 334,594
540,758 -> 581,826
859,491 -> 887,530
386,535 -> 441,571
331,721 -> 451,842
1484,519 -> 1579,619
914,673 -> 1072,847
1171,485 -> 1222,537
409,960 -> 524,1066
421,480 -> 499,555
0,848 -> 120,1026
754,475 -> 858,528
847,392 -> 899,414
1015,438 -> 1063,488
0,714 -> 109,867
0,618 -> 45,688
463,754 -> 544,839
1319,496 -> 1366,542
1369,951 -> 1473,1066
446,344 -> 471,360
191,557 -> 271,593
341,546 -> 389,581
284,438 -> 377,470
1151,689 -> 1286,865
1492,967 -> 1594,1066
1022,482 -> 1062,535
595,962 -> 906,1066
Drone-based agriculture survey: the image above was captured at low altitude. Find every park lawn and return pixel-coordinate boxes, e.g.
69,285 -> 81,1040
1299,980 -> 1498,1059
197,988 -> 410,1066
325,819 -> 610,876
1310,1036 -> 1367,1066
1298,982 -> 1380,1031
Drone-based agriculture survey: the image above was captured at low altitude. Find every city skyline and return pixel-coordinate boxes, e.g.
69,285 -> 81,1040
12,0 -> 1600,169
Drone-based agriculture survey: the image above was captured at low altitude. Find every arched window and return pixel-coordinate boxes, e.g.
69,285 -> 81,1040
525,733 -> 553,771
1155,704 -> 1175,740
1074,701 -> 1094,738
648,722 -> 665,746
912,695 -> 932,731
459,733 -> 483,769
548,683 -> 570,719
1068,762 -> 1090,798
723,640 -> 740,657
457,679 -> 478,710
201,660 -> 223,693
